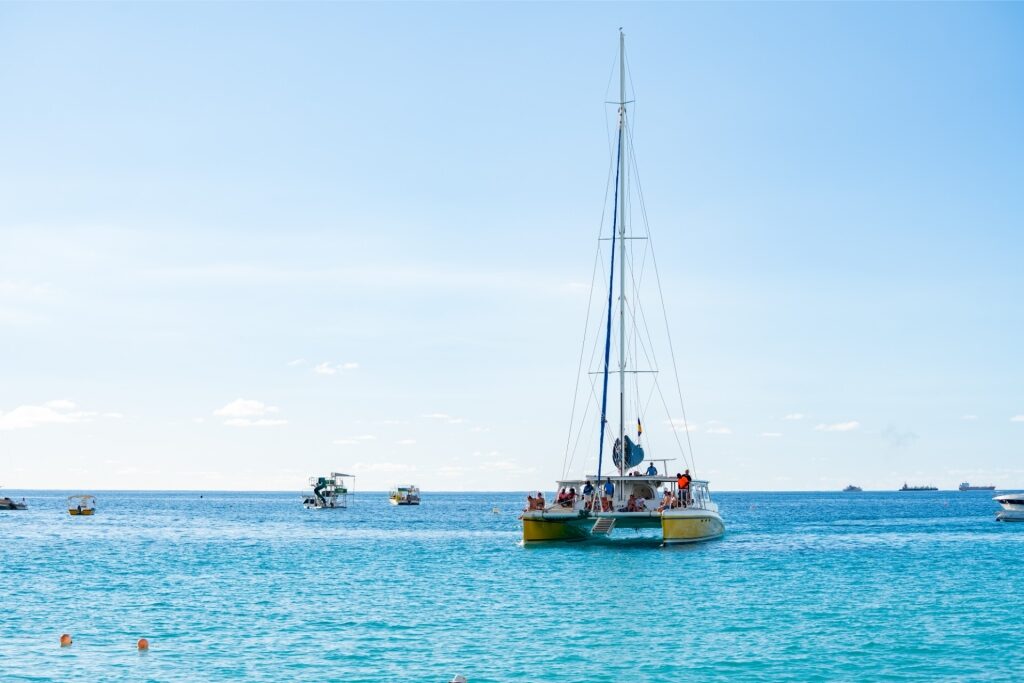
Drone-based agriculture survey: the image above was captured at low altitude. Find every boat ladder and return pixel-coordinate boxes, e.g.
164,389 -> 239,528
591,517 -> 616,535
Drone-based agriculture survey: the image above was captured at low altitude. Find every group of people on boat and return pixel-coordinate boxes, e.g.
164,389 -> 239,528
525,492 -> 546,510
523,469 -> 694,513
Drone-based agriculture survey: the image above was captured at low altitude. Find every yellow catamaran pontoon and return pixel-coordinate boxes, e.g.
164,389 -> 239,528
521,32 -> 724,545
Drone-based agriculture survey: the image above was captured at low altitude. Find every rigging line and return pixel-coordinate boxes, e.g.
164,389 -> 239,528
596,125 -> 623,482
652,374 -> 695,473
625,128 -> 653,293
567,374 -> 601,475
560,239 -> 602,479
561,181 -> 616,479
629,146 -> 700,478
623,108 -> 699,470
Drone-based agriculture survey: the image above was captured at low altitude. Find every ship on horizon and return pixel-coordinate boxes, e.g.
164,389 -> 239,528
959,482 -> 996,491
900,483 -> 938,492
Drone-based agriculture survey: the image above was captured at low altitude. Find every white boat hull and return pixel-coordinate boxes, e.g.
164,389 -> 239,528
997,510 -> 1024,522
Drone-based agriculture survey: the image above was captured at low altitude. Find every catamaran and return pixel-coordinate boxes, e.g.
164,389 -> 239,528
520,32 -> 724,545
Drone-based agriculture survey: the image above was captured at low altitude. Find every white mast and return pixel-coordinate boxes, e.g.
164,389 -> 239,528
617,29 -> 627,476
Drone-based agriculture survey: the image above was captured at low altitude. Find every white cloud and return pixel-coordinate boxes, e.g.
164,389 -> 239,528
45,399 -> 77,410
761,432 -> 783,438
286,358 -> 305,367
1011,415 -> 1024,423
223,418 -> 288,428
314,362 -> 338,375
665,418 -> 698,432
214,399 -> 285,427
334,434 -> 376,445
314,361 -> 359,376
396,438 -> 416,445
422,412 -> 466,425
783,413 -> 805,421
814,421 -> 860,432
214,399 -> 279,418
0,399 -> 119,431
961,414 -> 978,421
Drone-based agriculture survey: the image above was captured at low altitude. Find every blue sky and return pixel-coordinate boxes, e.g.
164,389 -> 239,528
1,2 -> 1022,491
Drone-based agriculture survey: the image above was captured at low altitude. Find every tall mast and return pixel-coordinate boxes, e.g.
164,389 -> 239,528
617,29 -> 627,475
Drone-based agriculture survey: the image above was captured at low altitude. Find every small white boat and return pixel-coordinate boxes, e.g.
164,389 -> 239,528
994,493 -> 1024,522
302,473 -> 353,509
389,485 -> 421,506
0,496 -> 27,511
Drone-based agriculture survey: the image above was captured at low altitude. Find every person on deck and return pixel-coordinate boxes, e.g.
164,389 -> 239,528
535,492 -> 546,510
602,478 -> 614,511
645,463 -> 658,476
677,470 -> 692,506
634,496 -> 647,511
625,493 -> 638,512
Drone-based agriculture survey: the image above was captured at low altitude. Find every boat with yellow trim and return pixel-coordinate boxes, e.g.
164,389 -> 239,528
520,32 -> 724,546
68,494 -> 96,516
389,484 -> 421,506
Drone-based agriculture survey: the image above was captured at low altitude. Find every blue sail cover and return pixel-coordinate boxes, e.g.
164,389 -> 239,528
612,435 -> 645,470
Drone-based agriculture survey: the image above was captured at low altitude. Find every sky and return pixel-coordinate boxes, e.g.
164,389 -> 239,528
1,2 -> 1022,492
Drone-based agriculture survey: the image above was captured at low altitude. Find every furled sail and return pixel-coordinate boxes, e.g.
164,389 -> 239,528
612,435 -> 644,470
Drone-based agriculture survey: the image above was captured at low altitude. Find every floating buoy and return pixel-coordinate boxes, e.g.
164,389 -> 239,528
60,633 -> 72,647
449,676 -> 468,683
137,638 -> 149,651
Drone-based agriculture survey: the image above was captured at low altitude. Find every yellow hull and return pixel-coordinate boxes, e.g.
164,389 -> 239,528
68,509 -> 94,516
661,513 -> 724,544
521,517 -> 589,543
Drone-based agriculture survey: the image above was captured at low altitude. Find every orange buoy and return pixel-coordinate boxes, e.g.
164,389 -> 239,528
137,638 -> 149,651
60,633 -> 72,647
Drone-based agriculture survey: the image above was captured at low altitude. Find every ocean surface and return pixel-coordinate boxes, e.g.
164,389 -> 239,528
1,489 -> 1022,681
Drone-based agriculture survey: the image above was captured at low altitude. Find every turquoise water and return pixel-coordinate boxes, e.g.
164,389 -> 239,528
1,490 -> 1021,681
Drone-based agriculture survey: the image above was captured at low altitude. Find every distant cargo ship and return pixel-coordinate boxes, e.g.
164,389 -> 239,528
959,482 -> 996,491
900,483 -> 938,491
843,485 -> 862,492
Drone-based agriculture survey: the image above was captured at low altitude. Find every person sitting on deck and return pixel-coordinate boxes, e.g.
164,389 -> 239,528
645,463 -> 658,476
624,493 -> 638,512
656,488 -> 675,512
634,496 -> 647,511
526,494 -> 535,511
568,487 -> 577,506
534,492 -> 546,510
555,488 -> 567,506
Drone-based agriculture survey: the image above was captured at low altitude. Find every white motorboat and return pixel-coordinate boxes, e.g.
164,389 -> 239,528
0,496 -> 27,511
302,473 -> 353,509
994,493 -> 1024,522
